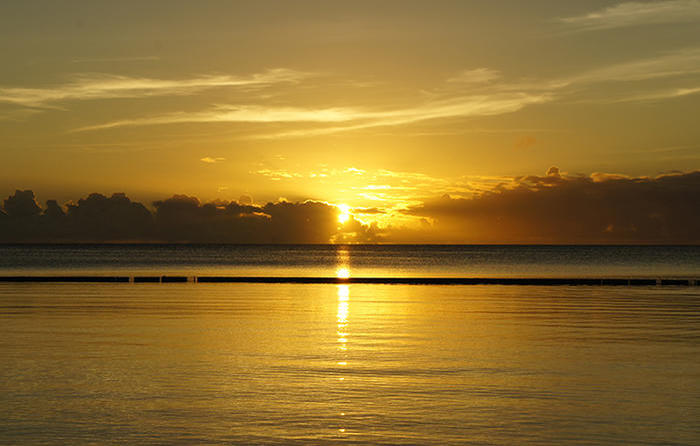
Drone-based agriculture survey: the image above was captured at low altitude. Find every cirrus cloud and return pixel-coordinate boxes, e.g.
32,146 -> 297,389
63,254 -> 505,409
560,0 -> 700,31
0,68 -> 311,109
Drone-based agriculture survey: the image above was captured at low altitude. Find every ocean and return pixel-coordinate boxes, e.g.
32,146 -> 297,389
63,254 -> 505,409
1,244 -> 700,278
1,245 -> 699,444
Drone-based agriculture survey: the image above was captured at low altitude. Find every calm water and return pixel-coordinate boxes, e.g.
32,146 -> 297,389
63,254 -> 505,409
0,283 -> 699,445
1,244 -> 700,277
1,246 -> 699,444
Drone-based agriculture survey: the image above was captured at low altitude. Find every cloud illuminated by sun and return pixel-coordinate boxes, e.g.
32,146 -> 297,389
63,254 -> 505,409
337,204 -> 351,224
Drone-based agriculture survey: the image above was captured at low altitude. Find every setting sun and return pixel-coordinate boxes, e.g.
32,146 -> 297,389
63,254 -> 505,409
337,204 -> 351,224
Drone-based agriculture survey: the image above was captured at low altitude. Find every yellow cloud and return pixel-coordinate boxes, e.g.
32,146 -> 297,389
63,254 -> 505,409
200,157 -> 225,164
0,68 -> 311,108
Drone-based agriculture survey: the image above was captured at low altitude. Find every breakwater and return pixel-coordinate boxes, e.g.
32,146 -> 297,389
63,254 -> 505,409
0,276 -> 698,286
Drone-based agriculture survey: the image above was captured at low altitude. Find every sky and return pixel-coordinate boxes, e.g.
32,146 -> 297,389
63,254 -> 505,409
1,0 -> 700,243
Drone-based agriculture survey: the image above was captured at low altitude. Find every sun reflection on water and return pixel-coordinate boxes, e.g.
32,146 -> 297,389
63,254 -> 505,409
337,284 -> 349,352
336,283 -> 350,435
335,246 -> 351,436
335,246 -> 351,280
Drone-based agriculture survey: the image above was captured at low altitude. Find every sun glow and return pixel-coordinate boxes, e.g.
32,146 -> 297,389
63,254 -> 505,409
337,204 -> 351,224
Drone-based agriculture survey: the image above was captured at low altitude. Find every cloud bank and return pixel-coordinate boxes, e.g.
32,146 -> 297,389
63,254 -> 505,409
406,169 -> 700,244
2,170 -> 700,244
0,191 -> 341,244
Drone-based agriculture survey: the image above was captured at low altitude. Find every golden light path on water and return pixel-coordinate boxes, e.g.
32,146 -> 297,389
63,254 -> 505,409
336,246 -> 351,435
337,284 -> 349,435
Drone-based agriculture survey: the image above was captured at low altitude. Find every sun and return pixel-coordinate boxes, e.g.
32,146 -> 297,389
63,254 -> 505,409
337,204 -> 351,224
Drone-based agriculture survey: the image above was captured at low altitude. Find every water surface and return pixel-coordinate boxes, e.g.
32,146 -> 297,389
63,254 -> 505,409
1,283 -> 699,444
1,244 -> 699,278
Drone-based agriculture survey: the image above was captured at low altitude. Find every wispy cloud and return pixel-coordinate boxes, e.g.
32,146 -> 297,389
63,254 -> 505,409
73,105 -> 365,132
0,107 -> 44,121
568,47 -> 700,84
587,85 -> 700,104
73,91 -> 552,135
257,92 -> 552,139
200,156 -> 225,164
0,68 -> 310,108
560,0 -> 700,30
447,68 -> 501,84
256,48 -> 700,138
251,164 -> 510,206
19,44 -> 700,138
71,56 -> 161,63
64,45 -> 700,137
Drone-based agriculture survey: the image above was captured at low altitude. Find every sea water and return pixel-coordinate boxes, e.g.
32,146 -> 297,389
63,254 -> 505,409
1,244 -> 699,278
1,245 -> 699,444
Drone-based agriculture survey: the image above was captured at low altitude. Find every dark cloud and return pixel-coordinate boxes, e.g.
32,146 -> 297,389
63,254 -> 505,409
44,200 -> 65,219
0,190 -> 44,241
3,190 -> 41,218
335,216 -> 385,243
2,170 -> 700,244
262,201 -> 339,244
153,195 -> 269,243
64,193 -> 154,241
0,190 -> 347,243
151,195 -> 341,243
405,169 -> 700,244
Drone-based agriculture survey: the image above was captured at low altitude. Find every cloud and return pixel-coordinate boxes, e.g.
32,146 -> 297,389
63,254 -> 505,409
71,56 -> 161,63
2,169 -> 700,243
152,196 -> 342,243
447,68 -> 501,84
0,190 -> 350,243
261,201 -> 340,244
254,92 -> 553,139
255,168 -> 305,180
405,169 -> 700,244
152,195 -> 268,243
251,165 -> 459,210
200,157 -> 225,164
590,85 -> 700,104
569,47 -> 700,85
560,0 -> 700,31
353,207 -> 385,214
2,190 -> 42,218
76,90 -> 550,135
0,68 -> 310,108
71,44 -> 700,137
0,191 -> 153,242
64,193 -> 154,241
73,104 -> 365,132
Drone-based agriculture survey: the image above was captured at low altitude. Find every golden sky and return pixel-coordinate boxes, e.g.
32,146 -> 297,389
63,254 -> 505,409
1,1 -> 700,243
